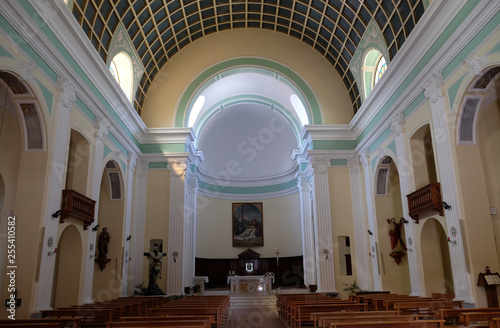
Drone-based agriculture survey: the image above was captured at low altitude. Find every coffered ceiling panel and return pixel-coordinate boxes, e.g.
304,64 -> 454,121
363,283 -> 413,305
70,0 -> 426,116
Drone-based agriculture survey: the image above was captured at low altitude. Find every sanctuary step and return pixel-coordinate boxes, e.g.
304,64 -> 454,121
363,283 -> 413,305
230,294 -> 277,309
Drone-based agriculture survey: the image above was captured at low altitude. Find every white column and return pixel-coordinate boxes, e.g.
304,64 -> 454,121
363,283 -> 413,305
390,112 -> 422,296
119,153 -> 137,296
309,157 -> 336,293
424,73 -> 473,303
166,160 -> 187,295
347,156 -> 372,291
128,160 -> 148,295
296,171 -> 316,287
81,117 -> 109,303
183,168 -> 198,289
360,149 -> 382,290
34,76 -> 75,311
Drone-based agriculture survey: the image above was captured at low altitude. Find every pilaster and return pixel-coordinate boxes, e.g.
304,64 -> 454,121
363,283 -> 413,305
129,160 -> 149,294
35,76 -> 75,311
424,73 -> 473,303
296,171 -> 316,286
360,148 -> 381,290
347,155 -> 372,291
309,157 -> 336,292
166,160 -> 187,295
390,112 -> 422,296
183,168 -> 198,290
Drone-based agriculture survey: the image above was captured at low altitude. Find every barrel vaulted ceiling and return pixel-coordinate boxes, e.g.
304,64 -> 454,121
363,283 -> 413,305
70,0 -> 427,116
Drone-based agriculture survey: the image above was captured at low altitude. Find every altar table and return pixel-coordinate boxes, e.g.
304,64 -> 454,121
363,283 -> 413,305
227,275 -> 274,294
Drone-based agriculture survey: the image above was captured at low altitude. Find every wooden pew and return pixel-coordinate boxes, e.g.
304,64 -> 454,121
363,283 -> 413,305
293,303 -> 368,328
0,318 -> 81,327
40,308 -> 115,327
329,320 -> 445,328
381,297 -> 433,311
0,324 -> 62,328
149,307 -> 223,328
317,314 -> 420,328
310,310 -> 399,328
288,300 -> 355,323
393,300 -> 463,317
435,307 -> 500,324
489,317 -> 500,328
460,311 -> 500,326
106,319 -> 210,328
431,293 -> 454,300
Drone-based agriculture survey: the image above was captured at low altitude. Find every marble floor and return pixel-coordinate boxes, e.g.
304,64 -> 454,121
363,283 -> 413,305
226,307 -> 288,328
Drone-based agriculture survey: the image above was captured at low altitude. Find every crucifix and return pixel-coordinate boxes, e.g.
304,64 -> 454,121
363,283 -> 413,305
143,243 -> 166,295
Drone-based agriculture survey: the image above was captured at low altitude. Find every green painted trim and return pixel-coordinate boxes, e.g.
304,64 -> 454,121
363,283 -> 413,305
443,9 -> 500,79
37,79 -> 53,115
198,179 -> 297,195
0,43 -> 12,59
369,127 -> 391,153
488,40 -> 500,55
140,143 -> 186,154
356,1 -> 480,146
448,76 -> 465,112
149,162 -> 168,169
403,92 -> 426,118
176,58 -> 321,126
300,162 -> 308,171
18,2 -> 141,149
330,159 -> 348,166
371,157 -> 377,173
108,132 -> 128,156
387,140 -> 397,157
75,97 -> 96,122
103,144 -> 112,160
311,140 -> 357,150
194,95 -> 302,146
0,15 -> 58,83
120,159 -> 126,173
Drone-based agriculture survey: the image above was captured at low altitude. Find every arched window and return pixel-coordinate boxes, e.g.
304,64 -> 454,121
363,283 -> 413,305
109,52 -> 133,102
363,49 -> 387,99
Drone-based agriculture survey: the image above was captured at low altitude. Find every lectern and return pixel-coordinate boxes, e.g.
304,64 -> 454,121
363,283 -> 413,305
477,266 -> 500,307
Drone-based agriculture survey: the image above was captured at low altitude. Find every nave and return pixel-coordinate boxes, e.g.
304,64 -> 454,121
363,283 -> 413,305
6,291 -> 500,328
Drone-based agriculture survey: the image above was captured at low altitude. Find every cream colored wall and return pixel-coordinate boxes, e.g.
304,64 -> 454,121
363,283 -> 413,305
53,225 -> 82,308
143,169 -> 170,292
141,29 -> 353,127
195,194 -> 302,258
92,167 -> 125,301
374,162 -> 411,295
65,131 -> 90,195
328,166 -> 357,299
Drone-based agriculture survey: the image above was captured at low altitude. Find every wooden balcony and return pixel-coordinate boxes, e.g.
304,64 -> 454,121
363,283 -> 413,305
60,189 -> 96,230
406,183 -> 444,223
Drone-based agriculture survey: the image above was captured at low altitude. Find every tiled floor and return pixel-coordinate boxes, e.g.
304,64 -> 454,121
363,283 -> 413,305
226,307 -> 288,328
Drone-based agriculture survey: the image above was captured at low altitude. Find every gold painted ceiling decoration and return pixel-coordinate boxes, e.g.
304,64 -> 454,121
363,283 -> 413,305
71,0 -> 426,116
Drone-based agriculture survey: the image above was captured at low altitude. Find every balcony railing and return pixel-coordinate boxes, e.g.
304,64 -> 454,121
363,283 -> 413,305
406,183 -> 443,223
60,189 -> 96,230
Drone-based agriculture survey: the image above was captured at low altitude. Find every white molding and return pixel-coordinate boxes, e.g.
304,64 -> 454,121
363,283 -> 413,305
197,185 -> 298,200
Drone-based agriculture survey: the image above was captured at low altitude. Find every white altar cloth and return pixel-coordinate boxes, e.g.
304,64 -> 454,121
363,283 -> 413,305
227,275 -> 274,294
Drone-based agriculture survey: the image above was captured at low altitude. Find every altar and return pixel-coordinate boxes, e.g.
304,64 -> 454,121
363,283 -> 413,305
227,275 -> 274,294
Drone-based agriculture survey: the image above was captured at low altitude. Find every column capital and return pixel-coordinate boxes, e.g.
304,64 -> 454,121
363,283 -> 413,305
359,148 -> 370,168
390,112 -> 405,137
347,156 -> 362,175
423,73 -> 444,104
465,55 -> 487,77
186,171 -> 199,193
309,157 -> 330,175
169,160 -> 187,178
94,117 -> 109,141
136,160 -> 149,177
15,59 -> 37,82
296,171 -> 311,193
127,153 -> 138,171
56,75 -> 76,110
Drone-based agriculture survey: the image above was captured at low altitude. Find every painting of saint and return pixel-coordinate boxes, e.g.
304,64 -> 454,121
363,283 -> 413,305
232,203 -> 263,247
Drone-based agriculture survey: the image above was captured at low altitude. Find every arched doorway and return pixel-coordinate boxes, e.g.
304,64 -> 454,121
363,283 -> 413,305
92,160 -> 125,301
53,225 -> 83,308
374,156 -> 411,294
420,218 -> 453,295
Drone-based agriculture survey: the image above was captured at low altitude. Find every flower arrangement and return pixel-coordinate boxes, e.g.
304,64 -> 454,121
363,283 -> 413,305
343,280 -> 360,295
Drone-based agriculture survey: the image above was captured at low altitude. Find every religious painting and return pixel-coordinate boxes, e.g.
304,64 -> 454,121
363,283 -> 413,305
232,202 -> 263,247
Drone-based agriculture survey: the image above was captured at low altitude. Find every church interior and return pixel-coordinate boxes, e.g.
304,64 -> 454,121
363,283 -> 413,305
1,0 -> 500,326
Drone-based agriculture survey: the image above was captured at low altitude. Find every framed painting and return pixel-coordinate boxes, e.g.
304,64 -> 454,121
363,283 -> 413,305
232,202 -> 263,247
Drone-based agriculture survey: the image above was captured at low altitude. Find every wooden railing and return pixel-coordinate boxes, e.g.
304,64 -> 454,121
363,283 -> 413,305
406,183 -> 443,223
60,189 -> 96,229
